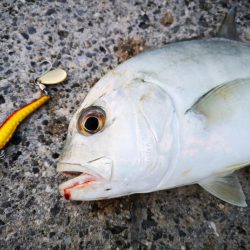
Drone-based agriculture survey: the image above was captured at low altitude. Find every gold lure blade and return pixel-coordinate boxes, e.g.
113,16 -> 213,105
38,68 -> 67,85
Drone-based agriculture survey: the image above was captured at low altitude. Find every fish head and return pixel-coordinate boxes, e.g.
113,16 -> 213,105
57,71 -> 177,200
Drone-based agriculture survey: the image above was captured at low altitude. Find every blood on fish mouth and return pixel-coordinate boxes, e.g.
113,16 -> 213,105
57,161 -> 111,200
63,178 -> 95,200
59,172 -> 98,200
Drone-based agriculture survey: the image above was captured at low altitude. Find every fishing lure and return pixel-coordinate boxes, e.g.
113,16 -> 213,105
0,68 -> 67,151
0,96 -> 50,150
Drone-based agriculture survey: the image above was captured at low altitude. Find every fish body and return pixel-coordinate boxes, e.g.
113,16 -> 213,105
58,38 -> 250,206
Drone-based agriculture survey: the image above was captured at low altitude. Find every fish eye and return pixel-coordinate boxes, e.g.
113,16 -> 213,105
78,106 -> 106,135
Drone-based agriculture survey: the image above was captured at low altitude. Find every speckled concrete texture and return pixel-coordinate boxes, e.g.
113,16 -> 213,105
0,0 -> 250,249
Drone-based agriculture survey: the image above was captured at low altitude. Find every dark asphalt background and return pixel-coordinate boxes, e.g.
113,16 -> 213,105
0,1 -> 249,249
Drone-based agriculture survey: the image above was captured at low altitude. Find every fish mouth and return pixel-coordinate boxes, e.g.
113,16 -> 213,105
57,158 -> 113,200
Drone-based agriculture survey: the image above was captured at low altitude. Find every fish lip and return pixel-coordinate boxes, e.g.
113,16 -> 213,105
57,162 -> 102,200
57,162 -> 103,179
57,159 -> 113,200
58,172 -> 100,200
57,157 -> 113,180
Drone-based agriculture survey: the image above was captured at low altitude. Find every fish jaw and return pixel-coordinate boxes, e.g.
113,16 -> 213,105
59,173 -> 99,200
57,161 -> 133,200
57,158 -> 113,200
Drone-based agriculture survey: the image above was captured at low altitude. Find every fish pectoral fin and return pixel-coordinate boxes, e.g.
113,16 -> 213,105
186,78 -> 250,126
198,174 -> 247,207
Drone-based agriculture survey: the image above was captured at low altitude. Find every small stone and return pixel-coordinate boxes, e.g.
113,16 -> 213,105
49,232 -> 56,238
52,152 -> 60,159
11,151 -> 22,161
93,12 -> 100,18
25,197 -> 34,208
27,26 -> 36,34
18,191 -> 24,199
152,230 -> 162,240
45,185 -> 52,193
42,119 -> 48,126
32,167 -> 39,174
58,30 -> 69,39
20,32 -> 29,40
99,46 -> 106,53
76,55 -> 88,67
2,201 -> 11,208
64,236 -> 71,245
185,242 -> 193,250
142,218 -> 157,229
102,57 -> 109,63
116,37 -> 147,63
139,22 -> 149,29
50,203 -> 61,216
106,223 -> 127,234
2,35 -> 9,40
77,27 -> 84,32
139,14 -> 150,29
46,8 -> 56,15
186,216 -> 194,224
0,95 -> 5,104
199,0 -> 212,10
245,13 -> 250,20
179,230 -> 186,237
11,134 -> 22,145
160,12 -> 174,26
218,203 -> 225,209
245,33 -> 250,41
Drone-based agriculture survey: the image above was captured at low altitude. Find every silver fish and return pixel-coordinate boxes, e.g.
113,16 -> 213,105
57,7 -> 249,206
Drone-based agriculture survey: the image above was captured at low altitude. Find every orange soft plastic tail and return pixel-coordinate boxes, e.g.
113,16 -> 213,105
0,95 -> 50,150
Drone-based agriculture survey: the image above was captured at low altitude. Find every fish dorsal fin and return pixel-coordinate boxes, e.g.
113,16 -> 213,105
217,6 -> 239,40
199,174 -> 247,207
187,78 -> 250,126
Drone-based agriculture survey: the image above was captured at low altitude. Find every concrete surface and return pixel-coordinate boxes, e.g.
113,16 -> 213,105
0,0 -> 249,249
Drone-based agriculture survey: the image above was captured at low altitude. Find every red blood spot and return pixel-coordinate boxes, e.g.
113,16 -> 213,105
84,180 -> 93,185
63,178 -> 96,200
64,191 -> 71,200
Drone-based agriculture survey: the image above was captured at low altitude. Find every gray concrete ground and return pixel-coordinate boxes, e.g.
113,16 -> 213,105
0,0 -> 249,249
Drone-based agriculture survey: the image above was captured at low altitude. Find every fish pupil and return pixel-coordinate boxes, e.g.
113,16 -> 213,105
84,116 -> 99,131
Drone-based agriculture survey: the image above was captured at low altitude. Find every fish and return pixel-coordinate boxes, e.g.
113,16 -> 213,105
57,7 -> 250,206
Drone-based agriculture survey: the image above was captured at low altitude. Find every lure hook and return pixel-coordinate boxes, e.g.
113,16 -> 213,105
38,60 -> 53,75
35,59 -> 53,95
